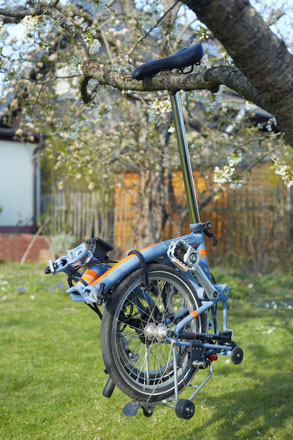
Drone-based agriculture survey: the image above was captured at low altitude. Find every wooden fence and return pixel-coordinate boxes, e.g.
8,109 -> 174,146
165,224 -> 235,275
41,186 -> 292,270
41,191 -> 114,244
183,186 -> 292,271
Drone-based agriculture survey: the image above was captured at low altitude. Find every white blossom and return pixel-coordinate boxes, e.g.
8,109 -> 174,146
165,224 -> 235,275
89,39 -> 101,55
0,20 -> 7,39
75,17 -> 88,32
228,151 -> 242,167
266,117 -> 277,132
214,165 -> 242,190
21,16 -> 43,37
67,57 -> 83,75
92,0 -> 108,13
271,158 -> 293,188
214,165 -> 236,185
147,99 -> 171,125
245,101 -> 254,110
213,151 -> 243,189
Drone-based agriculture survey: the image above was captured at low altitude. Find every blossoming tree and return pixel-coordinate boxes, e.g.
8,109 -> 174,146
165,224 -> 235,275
0,0 -> 292,247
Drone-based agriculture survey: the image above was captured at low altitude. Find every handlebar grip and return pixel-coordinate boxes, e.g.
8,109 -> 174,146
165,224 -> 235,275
44,266 -> 51,274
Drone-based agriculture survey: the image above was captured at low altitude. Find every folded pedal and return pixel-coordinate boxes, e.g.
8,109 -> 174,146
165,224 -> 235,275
167,239 -> 201,272
122,400 -> 140,417
168,239 -> 219,300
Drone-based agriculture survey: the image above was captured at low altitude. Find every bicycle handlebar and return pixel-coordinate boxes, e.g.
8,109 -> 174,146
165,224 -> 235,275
44,242 -> 92,275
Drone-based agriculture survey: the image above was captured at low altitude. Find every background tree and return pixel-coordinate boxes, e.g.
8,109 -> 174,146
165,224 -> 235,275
0,0 -> 292,248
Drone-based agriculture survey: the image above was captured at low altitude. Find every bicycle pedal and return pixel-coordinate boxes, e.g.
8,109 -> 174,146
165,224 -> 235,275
167,239 -> 201,272
122,400 -> 140,417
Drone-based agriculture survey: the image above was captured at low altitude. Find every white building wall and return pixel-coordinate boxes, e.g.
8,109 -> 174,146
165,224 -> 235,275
0,140 -> 36,227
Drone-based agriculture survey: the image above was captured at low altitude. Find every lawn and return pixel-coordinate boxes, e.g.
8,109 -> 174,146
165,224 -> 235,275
0,262 -> 293,440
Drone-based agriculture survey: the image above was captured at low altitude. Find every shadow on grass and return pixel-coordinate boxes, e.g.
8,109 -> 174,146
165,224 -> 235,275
175,370 -> 293,440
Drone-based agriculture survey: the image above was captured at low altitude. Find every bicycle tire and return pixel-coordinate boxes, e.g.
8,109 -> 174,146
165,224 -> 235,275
101,263 -> 206,402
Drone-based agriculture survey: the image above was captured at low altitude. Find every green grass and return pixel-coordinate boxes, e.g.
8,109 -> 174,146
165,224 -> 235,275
0,262 -> 293,440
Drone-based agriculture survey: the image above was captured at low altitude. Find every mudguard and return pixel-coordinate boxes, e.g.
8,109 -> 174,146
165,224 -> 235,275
67,231 -> 210,304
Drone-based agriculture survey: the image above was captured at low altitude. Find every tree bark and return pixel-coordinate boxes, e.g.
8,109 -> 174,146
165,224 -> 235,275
132,168 -> 168,250
182,0 -> 293,145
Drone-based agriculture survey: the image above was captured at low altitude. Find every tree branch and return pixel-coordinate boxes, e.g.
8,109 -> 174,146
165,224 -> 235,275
266,9 -> 285,27
49,0 -> 60,6
2,0 -> 293,146
128,0 -> 180,59
0,14 -> 22,23
181,0 -> 293,145
241,143 -> 283,176
0,3 -> 90,64
80,63 -> 265,108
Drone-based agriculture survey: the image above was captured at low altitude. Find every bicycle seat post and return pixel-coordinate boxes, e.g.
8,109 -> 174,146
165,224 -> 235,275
170,92 -> 200,224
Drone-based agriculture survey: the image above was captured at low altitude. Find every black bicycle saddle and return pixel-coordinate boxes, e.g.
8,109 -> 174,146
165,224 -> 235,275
132,43 -> 204,81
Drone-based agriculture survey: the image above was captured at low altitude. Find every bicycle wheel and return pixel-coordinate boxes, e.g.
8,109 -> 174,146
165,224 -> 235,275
101,263 -> 206,402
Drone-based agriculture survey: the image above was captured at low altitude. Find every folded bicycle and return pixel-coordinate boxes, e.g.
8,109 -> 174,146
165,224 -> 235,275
45,43 -> 243,420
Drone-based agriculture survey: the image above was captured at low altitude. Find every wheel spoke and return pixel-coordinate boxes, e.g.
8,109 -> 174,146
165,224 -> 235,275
145,345 -> 150,386
103,265 -> 205,401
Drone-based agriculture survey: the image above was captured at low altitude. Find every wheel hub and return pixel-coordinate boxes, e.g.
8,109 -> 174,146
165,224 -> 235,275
144,323 -> 168,342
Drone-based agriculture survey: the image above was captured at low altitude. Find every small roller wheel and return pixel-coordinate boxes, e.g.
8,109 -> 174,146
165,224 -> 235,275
142,407 -> 153,418
175,399 -> 195,420
231,346 -> 244,365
